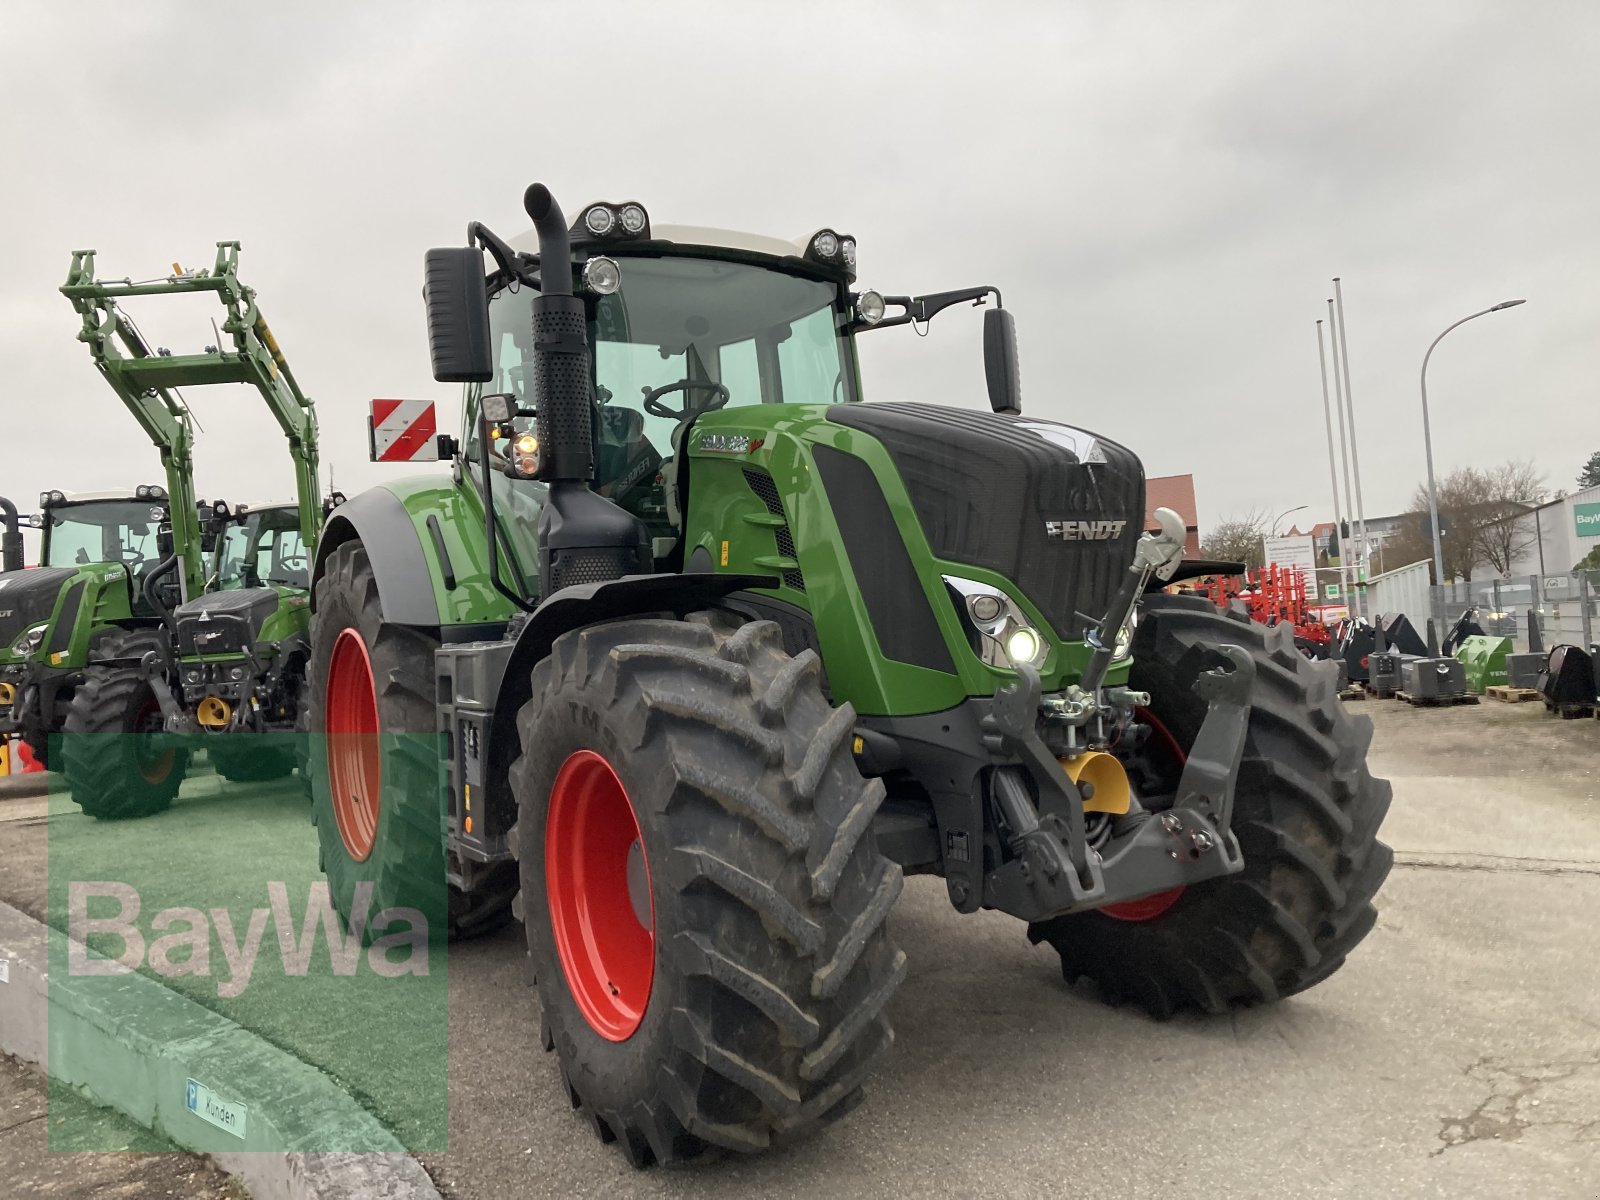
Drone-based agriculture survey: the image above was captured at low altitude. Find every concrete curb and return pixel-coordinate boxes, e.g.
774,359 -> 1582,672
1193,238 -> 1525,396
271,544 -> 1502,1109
0,772 -> 51,800
0,898 -> 440,1200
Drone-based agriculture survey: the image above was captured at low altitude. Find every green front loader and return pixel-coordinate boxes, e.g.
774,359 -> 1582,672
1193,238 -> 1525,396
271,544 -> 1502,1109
306,184 -> 1393,1166
57,244 -> 322,816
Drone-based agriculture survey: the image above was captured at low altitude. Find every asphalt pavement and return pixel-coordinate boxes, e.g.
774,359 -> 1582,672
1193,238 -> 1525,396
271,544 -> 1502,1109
3,699 -> 1598,1198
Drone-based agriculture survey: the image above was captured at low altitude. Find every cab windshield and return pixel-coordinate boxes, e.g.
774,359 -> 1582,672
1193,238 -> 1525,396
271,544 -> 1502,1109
481,256 -> 852,510
215,506 -> 309,589
43,500 -> 160,569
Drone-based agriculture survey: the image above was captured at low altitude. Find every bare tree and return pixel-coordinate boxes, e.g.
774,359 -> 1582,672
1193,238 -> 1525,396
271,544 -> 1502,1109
1201,508 -> 1269,569
1394,459 -> 1545,581
1472,460 -> 1546,574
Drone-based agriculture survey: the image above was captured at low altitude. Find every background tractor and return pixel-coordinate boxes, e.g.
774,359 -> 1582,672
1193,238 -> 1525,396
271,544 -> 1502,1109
0,486 -> 185,768
57,244 -> 322,817
306,183 -> 1393,1166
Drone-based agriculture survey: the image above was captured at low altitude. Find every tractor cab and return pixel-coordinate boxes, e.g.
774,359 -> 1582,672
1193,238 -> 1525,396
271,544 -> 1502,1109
450,200 -> 1020,596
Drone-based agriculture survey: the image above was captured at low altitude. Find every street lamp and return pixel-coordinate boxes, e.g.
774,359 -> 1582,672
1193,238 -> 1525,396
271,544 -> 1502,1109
1272,505 -> 1309,536
1420,299 -> 1526,585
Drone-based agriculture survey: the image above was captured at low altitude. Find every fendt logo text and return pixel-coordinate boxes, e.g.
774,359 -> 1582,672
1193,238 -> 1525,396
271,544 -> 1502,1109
1045,519 -> 1126,541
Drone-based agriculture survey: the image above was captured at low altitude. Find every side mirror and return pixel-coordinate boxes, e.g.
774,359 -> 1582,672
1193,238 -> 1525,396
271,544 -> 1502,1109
423,247 -> 493,383
983,308 -> 1022,415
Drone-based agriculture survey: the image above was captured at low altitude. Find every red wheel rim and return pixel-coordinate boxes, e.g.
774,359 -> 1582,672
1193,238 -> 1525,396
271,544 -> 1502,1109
545,750 -> 655,1042
326,628 -> 381,862
135,695 -> 174,785
1101,706 -> 1187,923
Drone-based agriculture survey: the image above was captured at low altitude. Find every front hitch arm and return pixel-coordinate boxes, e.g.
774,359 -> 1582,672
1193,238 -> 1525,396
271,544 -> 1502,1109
975,645 -> 1254,924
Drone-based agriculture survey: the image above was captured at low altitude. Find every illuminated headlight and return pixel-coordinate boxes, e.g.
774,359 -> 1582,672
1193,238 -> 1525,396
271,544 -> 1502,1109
10,623 -> 48,657
855,290 -> 886,325
1005,627 -> 1042,665
510,433 -> 541,477
582,256 -> 621,295
618,204 -> 648,235
945,576 -> 1049,669
584,205 -> 616,236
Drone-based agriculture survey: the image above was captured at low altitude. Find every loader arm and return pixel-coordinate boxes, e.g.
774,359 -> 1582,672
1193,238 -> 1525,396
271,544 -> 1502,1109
61,242 -> 322,603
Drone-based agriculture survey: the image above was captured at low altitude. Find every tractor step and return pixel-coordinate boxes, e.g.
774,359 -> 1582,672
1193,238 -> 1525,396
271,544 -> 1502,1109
1485,685 -> 1540,703
1396,691 -> 1480,708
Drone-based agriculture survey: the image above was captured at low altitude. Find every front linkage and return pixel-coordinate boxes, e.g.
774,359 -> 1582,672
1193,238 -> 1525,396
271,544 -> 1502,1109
981,644 -> 1252,923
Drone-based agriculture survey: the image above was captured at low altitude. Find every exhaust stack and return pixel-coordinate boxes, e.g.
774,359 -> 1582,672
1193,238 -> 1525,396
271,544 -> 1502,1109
522,183 -> 649,594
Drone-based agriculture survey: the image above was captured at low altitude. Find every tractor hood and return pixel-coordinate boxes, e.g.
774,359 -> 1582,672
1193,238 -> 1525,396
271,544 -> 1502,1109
826,404 -> 1146,643
0,567 -> 79,656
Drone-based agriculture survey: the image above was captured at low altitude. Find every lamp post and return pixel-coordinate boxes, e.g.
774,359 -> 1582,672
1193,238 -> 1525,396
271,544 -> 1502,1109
1272,505 -> 1309,536
1420,299 -> 1526,585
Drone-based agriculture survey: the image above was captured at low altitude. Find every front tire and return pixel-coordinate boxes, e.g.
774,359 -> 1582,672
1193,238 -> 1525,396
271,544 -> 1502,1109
511,612 -> 906,1167
60,630 -> 189,820
1029,596 -> 1393,1018
208,737 -> 298,782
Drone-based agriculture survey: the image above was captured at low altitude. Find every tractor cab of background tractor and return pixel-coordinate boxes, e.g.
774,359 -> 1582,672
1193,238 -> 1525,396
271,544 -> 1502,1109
0,487 -> 184,763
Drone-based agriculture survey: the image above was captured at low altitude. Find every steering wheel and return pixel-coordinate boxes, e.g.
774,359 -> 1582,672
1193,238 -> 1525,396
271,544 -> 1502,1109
641,379 -> 730,420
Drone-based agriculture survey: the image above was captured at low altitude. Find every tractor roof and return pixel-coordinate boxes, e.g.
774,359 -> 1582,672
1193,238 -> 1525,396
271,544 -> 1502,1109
506,225 -> 814,263
52,490 -> 146,504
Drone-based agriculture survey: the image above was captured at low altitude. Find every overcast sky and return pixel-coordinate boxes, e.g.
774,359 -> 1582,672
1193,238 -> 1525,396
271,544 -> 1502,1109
3,1 -> 1594,549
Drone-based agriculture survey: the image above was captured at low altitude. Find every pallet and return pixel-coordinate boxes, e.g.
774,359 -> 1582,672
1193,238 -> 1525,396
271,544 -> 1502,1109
1338,686 -> 1366,702
1546,702 -> 1596,720
1396,690 -> 1480,708
1485,685 -> 1540,703
1368,686 -> 1398,700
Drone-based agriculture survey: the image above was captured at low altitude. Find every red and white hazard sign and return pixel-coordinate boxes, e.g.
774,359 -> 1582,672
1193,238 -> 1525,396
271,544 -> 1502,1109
369,399 -> 439,462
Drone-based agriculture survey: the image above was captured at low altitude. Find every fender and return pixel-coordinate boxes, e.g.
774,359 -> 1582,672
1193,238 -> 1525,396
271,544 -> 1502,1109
312,488 -> 440,627
497,571 -> 778,707
473,572 -> 778,839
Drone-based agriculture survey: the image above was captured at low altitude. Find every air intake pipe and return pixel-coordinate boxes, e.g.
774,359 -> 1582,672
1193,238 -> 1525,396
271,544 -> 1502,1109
522,183 -> 649,594
0,497 -> 22,573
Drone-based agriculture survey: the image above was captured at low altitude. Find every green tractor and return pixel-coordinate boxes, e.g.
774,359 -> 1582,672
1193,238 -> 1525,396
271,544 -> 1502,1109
306,184 -> 1392,1165
0,486 -> 187,768
58,244 -> 322,817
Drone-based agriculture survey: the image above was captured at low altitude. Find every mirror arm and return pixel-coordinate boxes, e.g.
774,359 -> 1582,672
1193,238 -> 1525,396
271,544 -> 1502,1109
468,222 -> 539,289
860,286 -> 1002,332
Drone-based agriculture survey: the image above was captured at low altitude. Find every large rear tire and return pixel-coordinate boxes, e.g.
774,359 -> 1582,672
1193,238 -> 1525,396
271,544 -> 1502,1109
60,630 -> 189,820
1029,596 -> 1393,1018
306,541 -> 512,941
511,611 -> 906,1167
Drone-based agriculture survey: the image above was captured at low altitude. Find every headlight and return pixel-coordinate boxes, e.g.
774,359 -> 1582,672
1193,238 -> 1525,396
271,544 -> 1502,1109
584,205 -> 616,236
618,204 -> 648,235
813,230 -> 840,259
855,290 -> 886,325
582,256 -> 621,295
944,576 -> 1048,669
229,666 -> 245,681
10,623 -> 48,657
841,238 -> 856,269
1005,627 -> 1042,664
